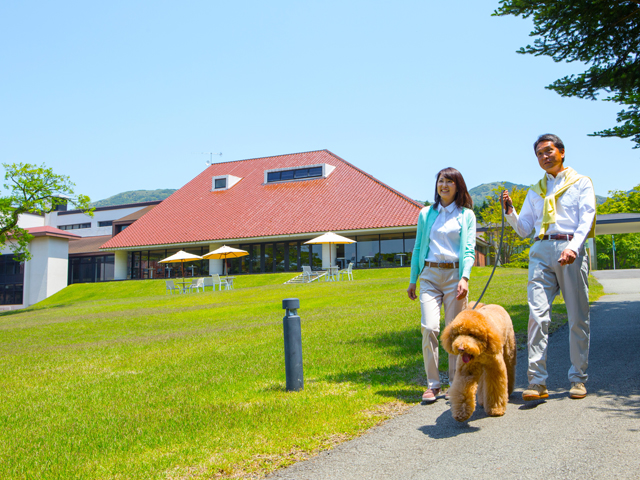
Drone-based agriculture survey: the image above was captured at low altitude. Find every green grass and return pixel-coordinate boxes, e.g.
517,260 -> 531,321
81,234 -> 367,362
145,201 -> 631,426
0,267 -> 604,479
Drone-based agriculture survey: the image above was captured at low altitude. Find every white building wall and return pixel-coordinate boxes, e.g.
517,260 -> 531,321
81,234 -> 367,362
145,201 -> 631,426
18,213 -> 46,229
114,251 -> 128,280
46,205 -> 152,238
23,236 -> 70,307
208,243 -> 224,274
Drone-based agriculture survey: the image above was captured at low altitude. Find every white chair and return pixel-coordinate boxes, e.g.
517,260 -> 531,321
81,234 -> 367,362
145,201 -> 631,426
302,265 -> 321,283
211,274 -> 229,291
189,277 -> 204,293
339,262 -> 353,281
165,279 -> 180,294
203,276 -> 215,291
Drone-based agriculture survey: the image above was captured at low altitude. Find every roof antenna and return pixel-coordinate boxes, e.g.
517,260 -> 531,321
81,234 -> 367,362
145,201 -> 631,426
198,152 -> 223,166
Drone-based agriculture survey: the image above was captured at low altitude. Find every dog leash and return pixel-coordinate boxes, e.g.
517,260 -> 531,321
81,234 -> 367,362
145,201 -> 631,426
472,192 -> 511,310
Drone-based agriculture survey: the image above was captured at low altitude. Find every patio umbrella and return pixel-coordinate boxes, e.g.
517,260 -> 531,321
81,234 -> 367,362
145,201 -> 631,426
304,232 -> 356,268
159,250 -> 203,279
202,245 -> 249,276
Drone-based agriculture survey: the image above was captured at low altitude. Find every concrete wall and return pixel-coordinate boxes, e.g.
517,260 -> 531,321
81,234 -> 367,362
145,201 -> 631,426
23,236 -> 70,307
114,250 -> 128,280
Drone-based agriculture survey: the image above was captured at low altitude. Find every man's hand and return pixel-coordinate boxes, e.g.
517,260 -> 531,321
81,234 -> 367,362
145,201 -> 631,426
407,283 -> 417,300
558,248 -> 577,266
502,190 -> 513,214
456,278 -> 468,300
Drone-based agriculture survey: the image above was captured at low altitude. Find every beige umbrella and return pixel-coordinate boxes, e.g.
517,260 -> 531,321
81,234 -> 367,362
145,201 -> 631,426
202,245 -> 249,276
304,232 -> 356,268
159,250 -> 203,279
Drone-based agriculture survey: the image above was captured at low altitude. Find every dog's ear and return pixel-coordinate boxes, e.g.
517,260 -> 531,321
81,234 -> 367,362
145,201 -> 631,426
484,323 -> 503,355
441,324 -> 456,354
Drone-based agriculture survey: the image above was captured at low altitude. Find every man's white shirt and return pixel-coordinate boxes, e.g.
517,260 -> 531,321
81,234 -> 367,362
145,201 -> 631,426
506,168 -> 596,254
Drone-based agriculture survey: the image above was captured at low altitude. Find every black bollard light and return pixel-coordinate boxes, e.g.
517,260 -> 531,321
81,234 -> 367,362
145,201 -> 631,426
282,298 -> 303,392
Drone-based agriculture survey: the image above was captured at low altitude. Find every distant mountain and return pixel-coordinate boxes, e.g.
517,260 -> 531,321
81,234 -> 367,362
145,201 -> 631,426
469,182 -> 608,206
91,189 -> 176,207
469,182 -> 529,207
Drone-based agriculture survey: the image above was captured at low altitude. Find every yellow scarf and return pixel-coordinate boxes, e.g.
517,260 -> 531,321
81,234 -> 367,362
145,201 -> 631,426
531,166 -> 596,240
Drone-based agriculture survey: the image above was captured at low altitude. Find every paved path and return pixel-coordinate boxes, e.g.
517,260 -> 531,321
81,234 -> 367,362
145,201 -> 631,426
269,270 -> 640,479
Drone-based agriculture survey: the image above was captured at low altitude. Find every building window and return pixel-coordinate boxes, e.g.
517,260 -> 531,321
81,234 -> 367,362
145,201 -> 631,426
98,221 -> 113,227
266,166 -> 323,183
58,223 -> 91,230
214,178 -> 227,189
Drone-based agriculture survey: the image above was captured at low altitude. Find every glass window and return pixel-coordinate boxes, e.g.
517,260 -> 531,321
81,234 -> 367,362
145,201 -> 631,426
214,178 -> 227,189
250,245 -> 260,273
308,166 -> 322,177
294,168 -> 308,178
98,221 -> 113,227
380,233 -> 404,267
280,170 -> 295,180
311,244 -> 323,270
275,243 -> 285,272
404,232 -> 416,263
344,242 -> 356,268
288,242 -> 299,271
267,172 -> 280,182
356,235 -> 380,268
300,244 -> 311,268
264,244 -> 274,273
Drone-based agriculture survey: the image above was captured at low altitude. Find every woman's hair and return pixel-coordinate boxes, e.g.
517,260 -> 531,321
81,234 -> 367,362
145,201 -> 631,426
433,167 -> 473,209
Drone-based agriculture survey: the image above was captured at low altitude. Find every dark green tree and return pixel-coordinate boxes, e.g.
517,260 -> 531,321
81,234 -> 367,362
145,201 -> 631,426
494,1 -> 640,148
1,163 -> 93,261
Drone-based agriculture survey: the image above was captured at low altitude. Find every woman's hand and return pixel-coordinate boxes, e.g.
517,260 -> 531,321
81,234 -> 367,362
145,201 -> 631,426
407,283 -> 417,300
456,278 -> 468,300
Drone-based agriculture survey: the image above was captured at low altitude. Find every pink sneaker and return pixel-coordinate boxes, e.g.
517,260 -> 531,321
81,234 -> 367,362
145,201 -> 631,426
422,388 -> 440,403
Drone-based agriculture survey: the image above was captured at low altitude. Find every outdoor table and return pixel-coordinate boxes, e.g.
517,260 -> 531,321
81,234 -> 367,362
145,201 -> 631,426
175,280 -> 191,293
396,253 -> 407,266
223,276 -> 235,289
365,256 -> 375,268
326,266 -> 339,282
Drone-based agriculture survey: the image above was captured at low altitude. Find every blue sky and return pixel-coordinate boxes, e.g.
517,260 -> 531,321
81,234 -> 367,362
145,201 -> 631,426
1,1 -> 636,203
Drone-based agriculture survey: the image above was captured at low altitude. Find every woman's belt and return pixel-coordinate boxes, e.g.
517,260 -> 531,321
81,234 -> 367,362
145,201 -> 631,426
534,234 -> 574,242
424,261 -> 459,269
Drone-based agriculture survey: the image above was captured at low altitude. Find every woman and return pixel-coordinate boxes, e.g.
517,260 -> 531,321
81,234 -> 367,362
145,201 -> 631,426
407,167 -> 476,403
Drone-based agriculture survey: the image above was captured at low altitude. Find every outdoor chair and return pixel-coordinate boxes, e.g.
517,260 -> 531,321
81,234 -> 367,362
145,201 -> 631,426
165,279 -> 180,294
302,265 -> 321,283
203,276 -> 215,291
211,274 -> 229,291
339,262 -> 354,281
189,277 -> 205,293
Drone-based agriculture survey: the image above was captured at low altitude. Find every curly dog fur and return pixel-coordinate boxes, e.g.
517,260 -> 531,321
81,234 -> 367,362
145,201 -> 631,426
441,303 -> 516,422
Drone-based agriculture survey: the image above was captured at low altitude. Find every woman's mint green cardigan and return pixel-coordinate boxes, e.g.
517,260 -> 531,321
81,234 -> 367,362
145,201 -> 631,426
409,205 -> 477,284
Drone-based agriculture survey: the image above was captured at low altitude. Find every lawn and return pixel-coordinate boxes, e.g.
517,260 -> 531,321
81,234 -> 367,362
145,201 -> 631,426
0,267 -> 604,479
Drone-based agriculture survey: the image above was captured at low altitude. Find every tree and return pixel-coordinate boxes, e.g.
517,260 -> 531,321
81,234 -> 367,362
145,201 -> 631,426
494,1 -> 640,148
595,184 -> 640,269
481,185 -> 532,266
1,163 -> 93,261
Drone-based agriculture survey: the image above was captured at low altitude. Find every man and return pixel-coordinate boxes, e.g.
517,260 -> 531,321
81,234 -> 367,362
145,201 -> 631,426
502,134 -> 596,401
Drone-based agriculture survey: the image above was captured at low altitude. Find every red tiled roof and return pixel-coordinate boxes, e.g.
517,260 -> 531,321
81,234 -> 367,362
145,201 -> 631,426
101,150 -> 422,250
27,226 -> 81,240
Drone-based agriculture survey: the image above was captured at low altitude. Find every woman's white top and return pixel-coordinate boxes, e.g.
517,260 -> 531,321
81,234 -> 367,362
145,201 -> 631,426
425,202 -> 462,263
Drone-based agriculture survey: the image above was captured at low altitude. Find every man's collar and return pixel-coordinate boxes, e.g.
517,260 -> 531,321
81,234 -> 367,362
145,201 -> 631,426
546,166 -> 567,181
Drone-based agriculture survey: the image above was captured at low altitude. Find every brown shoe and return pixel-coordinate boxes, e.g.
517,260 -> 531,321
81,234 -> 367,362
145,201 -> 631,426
569,382 -> 587,399
422,388 -> 440,403
522,384 -> 549,401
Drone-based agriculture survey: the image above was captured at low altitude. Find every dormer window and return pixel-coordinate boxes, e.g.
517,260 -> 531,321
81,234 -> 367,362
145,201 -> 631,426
265,164 -> 335,184
212,175 -> 241,191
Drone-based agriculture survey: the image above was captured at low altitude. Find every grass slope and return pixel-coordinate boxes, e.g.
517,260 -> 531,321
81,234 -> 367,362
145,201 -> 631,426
0,268 -> 603,479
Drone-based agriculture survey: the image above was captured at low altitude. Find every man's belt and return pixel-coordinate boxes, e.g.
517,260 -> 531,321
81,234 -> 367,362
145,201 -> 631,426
425,261 -> 459,269
534,234 -> 574,242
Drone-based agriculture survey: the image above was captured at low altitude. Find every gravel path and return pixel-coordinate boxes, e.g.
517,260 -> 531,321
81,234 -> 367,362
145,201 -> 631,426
268,269 -> 640,480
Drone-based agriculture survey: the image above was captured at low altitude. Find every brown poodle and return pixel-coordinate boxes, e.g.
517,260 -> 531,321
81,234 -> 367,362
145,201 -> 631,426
441,303 -> 516,422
